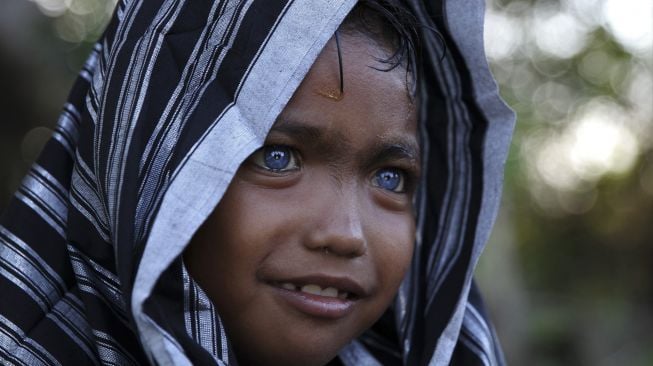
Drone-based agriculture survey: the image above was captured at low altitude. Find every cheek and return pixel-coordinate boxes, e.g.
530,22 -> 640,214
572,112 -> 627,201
198,178 -> 307,281
213,180 -> 298,242
371,212 -> 415,295
184,180 -> 282,300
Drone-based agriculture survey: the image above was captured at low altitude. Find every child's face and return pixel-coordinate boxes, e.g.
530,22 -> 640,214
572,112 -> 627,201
184,33 -> 418,366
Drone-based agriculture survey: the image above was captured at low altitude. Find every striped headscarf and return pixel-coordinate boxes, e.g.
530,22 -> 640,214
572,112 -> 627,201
0,0 -> 514,365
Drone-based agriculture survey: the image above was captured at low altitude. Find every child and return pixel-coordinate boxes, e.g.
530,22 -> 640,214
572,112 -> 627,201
0,0 -> 514,365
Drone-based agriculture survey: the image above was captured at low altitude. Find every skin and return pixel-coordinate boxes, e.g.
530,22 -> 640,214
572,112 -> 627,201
184,33 -> 419,366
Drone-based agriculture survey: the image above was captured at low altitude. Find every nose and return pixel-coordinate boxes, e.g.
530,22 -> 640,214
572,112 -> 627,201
303,187 -> 367,259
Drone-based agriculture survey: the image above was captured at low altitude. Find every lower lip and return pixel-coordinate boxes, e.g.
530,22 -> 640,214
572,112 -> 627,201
271,286 -> 355,319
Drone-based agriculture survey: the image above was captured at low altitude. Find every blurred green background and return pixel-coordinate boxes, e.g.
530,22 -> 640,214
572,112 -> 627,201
1,0 -> 651,365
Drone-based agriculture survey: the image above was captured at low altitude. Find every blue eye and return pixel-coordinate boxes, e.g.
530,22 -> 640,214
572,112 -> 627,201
264,146 -> 290,170
251,145 -> 299,172
373,168 -> 405,193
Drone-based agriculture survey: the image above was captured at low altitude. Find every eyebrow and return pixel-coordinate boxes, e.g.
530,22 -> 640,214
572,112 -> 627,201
268,120 -> 327,146
268,118 -> 420,168
367,143 -> 420,165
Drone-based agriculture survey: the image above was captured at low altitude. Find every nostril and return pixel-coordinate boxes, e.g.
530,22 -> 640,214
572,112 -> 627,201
316,244 -> 362,259
310,232 -> 366,258
303,192 -> 367,258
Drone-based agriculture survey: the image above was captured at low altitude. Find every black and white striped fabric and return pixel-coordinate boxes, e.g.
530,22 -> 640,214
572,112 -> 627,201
0,0 -> 515,365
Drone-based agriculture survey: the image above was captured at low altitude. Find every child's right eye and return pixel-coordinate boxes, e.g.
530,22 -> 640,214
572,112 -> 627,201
250,145 -> 300,172
372,168 -> 406,193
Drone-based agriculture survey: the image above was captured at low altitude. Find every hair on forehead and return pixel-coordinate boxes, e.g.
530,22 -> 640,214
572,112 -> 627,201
338,0 -> 438,99
337,1 -> 447,99
340,1 -> 416,68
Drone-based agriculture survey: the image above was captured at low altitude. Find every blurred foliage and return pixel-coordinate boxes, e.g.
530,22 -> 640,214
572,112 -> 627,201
0,0 -> 651,365
477,0 -> 653,365
0,0 -> 100,210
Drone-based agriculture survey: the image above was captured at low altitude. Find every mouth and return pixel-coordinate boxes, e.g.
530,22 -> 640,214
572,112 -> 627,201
266,275 -> 366,319
272,282 -> 356,300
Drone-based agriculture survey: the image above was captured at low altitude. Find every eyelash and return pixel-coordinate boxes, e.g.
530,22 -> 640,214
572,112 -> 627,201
250,144 -> 414,194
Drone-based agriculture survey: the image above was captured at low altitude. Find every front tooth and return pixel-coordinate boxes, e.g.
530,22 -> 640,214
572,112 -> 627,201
281,282 -> 296,291
321,287 -> 338,298
300,284 -> 322,295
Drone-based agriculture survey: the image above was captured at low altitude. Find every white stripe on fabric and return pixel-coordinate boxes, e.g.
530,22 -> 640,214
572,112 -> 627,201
395,78 -> 432,362
182,264 -> 222,362
57,110 -> 80,142
18,174 -> 67,218
426,0 -> 515,359
51,131 -> 75,156
105,0 -> 187,245
139,0 -> 242,171
0,267 -> 49,312
461,303 -> 498,365
466,303 -> 493,339
410,7 -> 479,364
0,226 -> 65,310
64,102 -> 82,121
14,192 -> 66,239
80,69 -> 93,82
459,332 -> 492,366
93,330 -> 139,366
79,41 -> 101,82
428,289 -> 468,366
339,340 -> 382,366
93,0 -> 143,204
133,1 -> 358,365
51,103 -> 81,158
219,311 -> 229,362
420,14 -> 475,304
69,194 -> 111,243
141,318 -> 193,366
21,170 -> 68,223
68,245 -> 127,320
425,62 -> 473,311
88,43 -> 105,88
135,0 -> 255,244
360,329 -> 402,360
70,154 -> 111,242
86,86 -> 99,127
0,314 -> 62,366
46,293 -> 100,365
76,282 -> 128,324
182,266 -> 192,345
68,245 -> 121,290
32,164 -> 68,200
86,46 -> 104,128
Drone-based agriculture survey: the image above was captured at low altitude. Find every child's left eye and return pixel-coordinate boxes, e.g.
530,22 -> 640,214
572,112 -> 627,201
251,145 -> 300,172
372,168 -> 406,193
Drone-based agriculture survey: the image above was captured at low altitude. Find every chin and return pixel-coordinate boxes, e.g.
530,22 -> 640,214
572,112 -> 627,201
234,345 -> 340,366
233,324 -> 350,366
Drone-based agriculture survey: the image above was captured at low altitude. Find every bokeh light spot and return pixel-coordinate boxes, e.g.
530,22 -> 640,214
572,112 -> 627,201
534,8 -> 588,59
569,110 -> 638,178
603,0 -> 653,55
485,10 -> 523,60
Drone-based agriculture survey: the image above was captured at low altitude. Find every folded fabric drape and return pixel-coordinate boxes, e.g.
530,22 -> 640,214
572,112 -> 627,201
0,1 -> 514,365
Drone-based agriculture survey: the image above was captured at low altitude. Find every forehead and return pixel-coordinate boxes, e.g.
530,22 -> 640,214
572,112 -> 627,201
276,33 -> 418,153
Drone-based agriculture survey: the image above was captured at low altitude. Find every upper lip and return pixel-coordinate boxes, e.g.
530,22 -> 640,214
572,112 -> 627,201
267,274 -> 368,298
